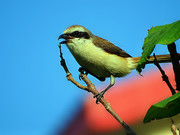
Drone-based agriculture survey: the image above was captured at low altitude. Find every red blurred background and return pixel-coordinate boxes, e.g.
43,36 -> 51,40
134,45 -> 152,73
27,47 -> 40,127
60,65 -> 179,135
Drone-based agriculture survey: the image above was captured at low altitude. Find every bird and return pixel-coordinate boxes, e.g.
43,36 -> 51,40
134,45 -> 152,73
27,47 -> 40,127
58,25 -> 177,103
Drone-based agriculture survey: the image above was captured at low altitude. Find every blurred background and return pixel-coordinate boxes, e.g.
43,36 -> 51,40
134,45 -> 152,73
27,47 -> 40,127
0,0 -> 180,135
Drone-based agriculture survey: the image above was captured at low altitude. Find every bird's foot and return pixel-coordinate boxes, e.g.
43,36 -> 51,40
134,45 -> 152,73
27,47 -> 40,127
78,67 -> 88,80
93,91 -> 106,104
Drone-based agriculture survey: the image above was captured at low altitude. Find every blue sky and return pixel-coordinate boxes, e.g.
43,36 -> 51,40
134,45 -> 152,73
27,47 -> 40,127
0,0 -> 180,135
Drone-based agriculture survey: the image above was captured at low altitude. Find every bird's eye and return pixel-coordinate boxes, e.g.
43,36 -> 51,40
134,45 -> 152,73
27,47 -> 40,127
73,31 -> 80,36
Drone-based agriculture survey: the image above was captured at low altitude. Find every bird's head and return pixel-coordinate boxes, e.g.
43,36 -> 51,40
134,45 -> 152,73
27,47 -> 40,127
58,25 -> 93,45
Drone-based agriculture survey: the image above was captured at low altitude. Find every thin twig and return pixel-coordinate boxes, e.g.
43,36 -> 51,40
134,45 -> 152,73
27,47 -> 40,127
58,44 -> 88,91
167,43 -> 180,91
153,53 -> 176,95
80,73 -> 136,135
177,125 -> 180,135
153,53 -> 179,135
167,43 -> 180,135
58,43 -> 137,135
171,117 -> 177,135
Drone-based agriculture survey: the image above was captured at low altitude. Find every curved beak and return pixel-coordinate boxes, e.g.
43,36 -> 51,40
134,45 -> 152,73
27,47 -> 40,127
58,34 -> 73,40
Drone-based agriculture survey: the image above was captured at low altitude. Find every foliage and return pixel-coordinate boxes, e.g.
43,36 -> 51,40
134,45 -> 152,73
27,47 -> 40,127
138,20 -> 180,123
144,92 -> 180,123
136,20 -> 180,73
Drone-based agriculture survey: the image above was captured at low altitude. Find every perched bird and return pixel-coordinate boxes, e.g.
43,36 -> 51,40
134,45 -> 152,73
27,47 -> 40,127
58,25 -> 175,103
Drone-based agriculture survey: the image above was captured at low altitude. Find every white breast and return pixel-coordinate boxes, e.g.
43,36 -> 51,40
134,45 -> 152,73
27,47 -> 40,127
66,38 -> 137,78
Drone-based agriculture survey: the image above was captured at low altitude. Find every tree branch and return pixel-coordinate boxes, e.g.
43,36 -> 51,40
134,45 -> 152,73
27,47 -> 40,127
167,43 -> 180,135
171,117 -> 177,135
58,43 -> 137,135
167,43 -> 180,91
153,53 -> 176,95
59,44 -> 88,91
153,53 -> 179,135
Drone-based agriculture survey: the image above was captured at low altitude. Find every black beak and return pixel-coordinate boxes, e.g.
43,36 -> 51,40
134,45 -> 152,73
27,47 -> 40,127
58,34 -> 72,40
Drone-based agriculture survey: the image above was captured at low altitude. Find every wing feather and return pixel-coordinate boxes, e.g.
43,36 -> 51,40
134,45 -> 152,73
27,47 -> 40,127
93,36 -> 131,57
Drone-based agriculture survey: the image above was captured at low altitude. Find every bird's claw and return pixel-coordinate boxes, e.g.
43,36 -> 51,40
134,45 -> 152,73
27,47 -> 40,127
78,67 -> 87,74
93,91 -> 105,104
78,67 -> 88,80
79,74 -> 82,80
78,67 -> 84,80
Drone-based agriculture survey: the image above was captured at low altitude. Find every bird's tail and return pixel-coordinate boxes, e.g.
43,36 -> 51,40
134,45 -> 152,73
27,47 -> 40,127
132,54 -> 180,64
127,54 -> 180,71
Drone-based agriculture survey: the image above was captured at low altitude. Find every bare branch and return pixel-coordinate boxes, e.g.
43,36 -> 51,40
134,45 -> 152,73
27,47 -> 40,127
177,125 -> 180,135
167,43 -> 180,91
153,53 -> 176,95
79,73 -> 136,135
171,118 -> 177,135
153,53 -> 178,135
58,44 -> 88,91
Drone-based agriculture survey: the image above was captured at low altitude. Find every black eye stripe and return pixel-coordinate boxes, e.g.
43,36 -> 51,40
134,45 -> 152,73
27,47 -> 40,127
70,31 -> 90,39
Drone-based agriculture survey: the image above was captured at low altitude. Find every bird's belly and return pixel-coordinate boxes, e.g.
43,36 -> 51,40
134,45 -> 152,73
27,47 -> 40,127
68,43 -> 133,78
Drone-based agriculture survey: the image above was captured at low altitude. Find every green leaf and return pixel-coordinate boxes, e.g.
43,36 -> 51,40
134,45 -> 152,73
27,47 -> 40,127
144,92 -> 180,123
136,20 -> 180,73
